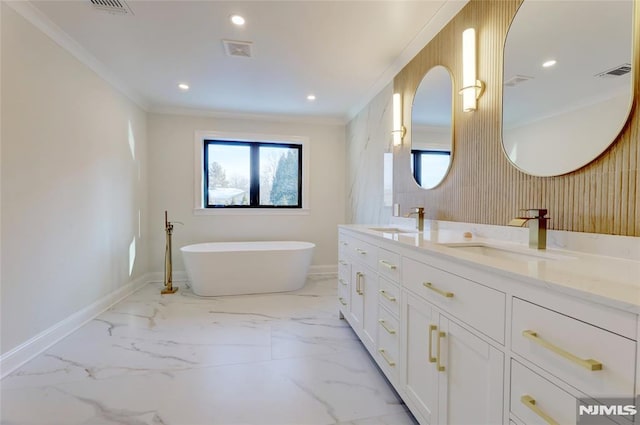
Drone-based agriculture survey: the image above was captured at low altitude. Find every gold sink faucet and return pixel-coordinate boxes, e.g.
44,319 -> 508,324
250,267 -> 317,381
405,207 -> 425,231
508,209 -> 550,250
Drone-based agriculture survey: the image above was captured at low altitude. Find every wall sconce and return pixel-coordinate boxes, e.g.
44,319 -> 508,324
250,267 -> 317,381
392,93 -> 406,145
460,28 -> 485,112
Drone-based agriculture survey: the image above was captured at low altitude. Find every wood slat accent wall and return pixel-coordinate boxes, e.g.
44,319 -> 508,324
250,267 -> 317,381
393,0 -> 639,236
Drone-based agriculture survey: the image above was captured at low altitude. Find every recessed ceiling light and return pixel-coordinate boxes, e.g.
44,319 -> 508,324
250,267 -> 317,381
542,60 -> 557,68
307,94 -> 316,101
230,15 -> 245,26
178,83 -> 190,91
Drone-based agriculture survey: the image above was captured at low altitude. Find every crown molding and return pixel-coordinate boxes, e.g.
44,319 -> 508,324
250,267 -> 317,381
346,0 -> 469,121
4,0 -> 150,111
149,105 -> 347,126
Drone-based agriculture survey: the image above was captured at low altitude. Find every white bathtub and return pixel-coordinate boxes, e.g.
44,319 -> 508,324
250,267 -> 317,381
180,241 -> 315,296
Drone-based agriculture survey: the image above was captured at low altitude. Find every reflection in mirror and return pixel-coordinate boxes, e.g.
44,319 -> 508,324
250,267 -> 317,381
503,0 -> 634,177
411,66 -> 453,189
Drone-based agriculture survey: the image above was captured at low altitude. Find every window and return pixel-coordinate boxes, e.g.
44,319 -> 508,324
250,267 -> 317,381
411,150 -> 451,188
203,140 -> 302,208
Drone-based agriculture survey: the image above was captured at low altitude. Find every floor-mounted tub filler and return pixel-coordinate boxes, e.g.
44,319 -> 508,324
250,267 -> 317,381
180,241 -> 315,296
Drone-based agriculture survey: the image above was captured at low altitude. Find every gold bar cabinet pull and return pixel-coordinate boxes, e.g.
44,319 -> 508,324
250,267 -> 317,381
520,395 -> 560,425
428,325 -> 437,363
379,260 -> 397,270
356,272 -> 364,295
423,282 -> 454,298
379,290 -> 396,302
378,319 -> 396,335
522,330 -> 603,371
378,349 -> 396,367
436,331 -> 446,372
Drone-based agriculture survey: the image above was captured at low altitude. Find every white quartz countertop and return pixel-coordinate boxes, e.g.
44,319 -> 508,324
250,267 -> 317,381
339,224 -> 640,313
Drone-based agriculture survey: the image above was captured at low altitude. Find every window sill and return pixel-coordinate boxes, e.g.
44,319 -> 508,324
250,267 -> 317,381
193,208 -> 310,216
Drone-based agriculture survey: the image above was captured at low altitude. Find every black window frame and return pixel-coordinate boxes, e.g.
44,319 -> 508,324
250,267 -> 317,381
411,149 -> 451,187
203,139 -> 303,208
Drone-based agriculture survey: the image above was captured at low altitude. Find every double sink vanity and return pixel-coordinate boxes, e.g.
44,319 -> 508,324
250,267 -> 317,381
337,223 -> 639,425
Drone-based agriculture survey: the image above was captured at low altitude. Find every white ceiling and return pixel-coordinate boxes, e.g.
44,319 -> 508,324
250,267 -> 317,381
24,0 -> 469,122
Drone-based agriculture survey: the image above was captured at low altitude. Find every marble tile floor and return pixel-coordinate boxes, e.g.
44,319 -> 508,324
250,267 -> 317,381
1,276 -> 417,425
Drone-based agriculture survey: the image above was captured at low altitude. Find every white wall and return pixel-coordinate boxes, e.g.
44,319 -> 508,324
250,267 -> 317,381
0,4 -> 149,355
147,113 -> 345,273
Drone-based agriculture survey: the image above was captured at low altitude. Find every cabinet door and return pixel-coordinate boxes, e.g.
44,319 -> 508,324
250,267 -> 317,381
361,270 -> 379,350
403,292 -> 439,424
438,317 -> 504,425
349,266 -> 365,330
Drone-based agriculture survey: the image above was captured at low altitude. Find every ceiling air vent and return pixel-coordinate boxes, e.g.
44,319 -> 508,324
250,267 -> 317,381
223,40 -> 253,58
89,0 -> 133,15
595,63 -> 631,78
504,74 -> 533,87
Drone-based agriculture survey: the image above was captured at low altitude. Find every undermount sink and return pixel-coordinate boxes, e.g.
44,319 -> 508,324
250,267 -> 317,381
440,242 -> 576,262
368,227 -> 418,234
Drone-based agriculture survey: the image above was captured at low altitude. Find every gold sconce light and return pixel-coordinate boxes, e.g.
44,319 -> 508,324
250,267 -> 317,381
392,93 -> 406,145
460,28 -> 485,112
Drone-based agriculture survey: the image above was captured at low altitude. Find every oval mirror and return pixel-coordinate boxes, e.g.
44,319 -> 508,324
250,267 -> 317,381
502,0 -> 634,177
411,66 -> 454,189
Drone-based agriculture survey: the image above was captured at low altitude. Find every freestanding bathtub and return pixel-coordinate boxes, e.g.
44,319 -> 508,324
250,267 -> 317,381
180,241 -> 315,296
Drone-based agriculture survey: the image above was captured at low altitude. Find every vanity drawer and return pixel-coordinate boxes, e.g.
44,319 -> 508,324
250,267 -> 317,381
512,298 -> 636,400
338,232 -> 352,251
378,248 -> 401,282
378,277 -> 400,317
338,293 -> 349,312
402,256 -> 505,344
350,238 -> 379,270
338,273 -> 349,299
511,360 -> 578,425
338,271 -> 350,288
377,306 -> 400,376
338,256 -> 351,280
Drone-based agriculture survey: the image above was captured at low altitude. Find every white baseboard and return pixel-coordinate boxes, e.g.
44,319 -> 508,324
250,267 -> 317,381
146,271 -> 189,284
0,274 -> 149,379
309,264 -> 337,275
149,267 -> 336,283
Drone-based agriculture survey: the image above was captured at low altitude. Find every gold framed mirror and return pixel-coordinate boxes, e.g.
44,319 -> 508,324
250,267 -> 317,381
410,65 -> 454,189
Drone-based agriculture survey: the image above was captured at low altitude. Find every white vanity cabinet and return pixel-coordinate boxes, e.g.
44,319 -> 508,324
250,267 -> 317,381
338,231 -> 380,352
402,255 -> 506,344
376,248 -> 402,383
350,263 -> 379,350
511,298 -> 636,400
337,233 -> 351,316
403,291 -> 439,424
508,292 -> 638,425
402,267 -> 504,425
337,226 -> 639,425
338,230 -> 403,382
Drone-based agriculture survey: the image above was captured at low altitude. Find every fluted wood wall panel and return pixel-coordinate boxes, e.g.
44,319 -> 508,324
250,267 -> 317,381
394,0 -> 640,236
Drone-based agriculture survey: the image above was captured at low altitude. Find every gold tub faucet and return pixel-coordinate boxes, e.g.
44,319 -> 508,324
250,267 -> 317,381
508,209 -> 550,250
